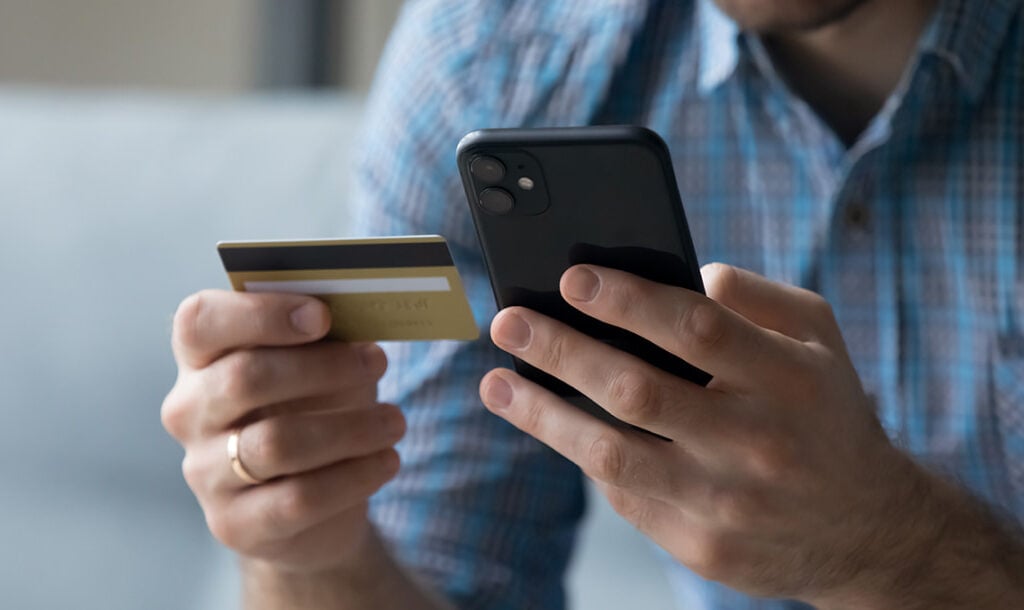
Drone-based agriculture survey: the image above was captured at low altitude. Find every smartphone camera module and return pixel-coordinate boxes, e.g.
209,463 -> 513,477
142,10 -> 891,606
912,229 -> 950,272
470,156 -> 506,184
460,148 -> 550,215
478,187 -> 515,214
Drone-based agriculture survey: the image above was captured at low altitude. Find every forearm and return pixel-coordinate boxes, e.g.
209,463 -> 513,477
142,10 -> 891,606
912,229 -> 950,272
241,528 -> 454,610
821,463 -> 1024,610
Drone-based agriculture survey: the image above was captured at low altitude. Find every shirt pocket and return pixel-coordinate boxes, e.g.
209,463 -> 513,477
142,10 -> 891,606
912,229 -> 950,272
994,357 -> 1024,510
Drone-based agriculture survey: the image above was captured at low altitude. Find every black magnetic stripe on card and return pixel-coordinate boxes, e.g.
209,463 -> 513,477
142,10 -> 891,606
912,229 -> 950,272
218,242 -> 454,272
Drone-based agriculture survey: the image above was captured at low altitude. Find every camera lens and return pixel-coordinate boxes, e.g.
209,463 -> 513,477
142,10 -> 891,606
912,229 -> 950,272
470,156 -> 506,183
478,188 -> 514,214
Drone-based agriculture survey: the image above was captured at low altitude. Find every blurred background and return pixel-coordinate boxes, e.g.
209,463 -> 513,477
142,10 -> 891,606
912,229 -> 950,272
0,0 -> 402,92
0,1 -> 675,608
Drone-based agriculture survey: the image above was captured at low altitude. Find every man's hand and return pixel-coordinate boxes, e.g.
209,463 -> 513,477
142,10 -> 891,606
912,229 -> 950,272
480,263 -> 1024,608
161,290 -> 403,574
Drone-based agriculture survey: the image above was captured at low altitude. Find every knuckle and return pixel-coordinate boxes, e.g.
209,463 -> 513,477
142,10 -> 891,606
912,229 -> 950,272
378,447 -> 402,476
180,454 -> 203,492
587,433 -> 628,484
745,433 -> 798,482
807,292 -> 835,321
172,292 -> 204,348
807,293 -> 843,343
361,409 -> 402,449
359,343 -> 389,380
606,278 -> 644,320
542,331 -> 570,372
379,405 -> 407,443
331,343 -> 372,386
246,419 -> 290,471
678,301 -> 728,353
303,412 -> 336,449
608,369 -> 658,423
160,389 -> 190,440
686,530 -> 735,582
603,485 -> 631,513
517,392 -> 546,435
605,487 -> 649,527
238,294 -> 276,338
267,481 -> 315,529
708,485 -> 761,529
365,449 -> 402,488
205,510 -> 242,550
218,351 -> 267,405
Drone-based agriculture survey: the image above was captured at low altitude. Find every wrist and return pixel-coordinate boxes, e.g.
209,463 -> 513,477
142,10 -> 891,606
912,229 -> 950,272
240,521 -> 380,610
810,452 -> 942,609
813,455 -> 1024,610
240,525 -> 453,610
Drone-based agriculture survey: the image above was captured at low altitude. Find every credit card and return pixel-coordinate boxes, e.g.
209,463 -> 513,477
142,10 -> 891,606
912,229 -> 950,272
217,235 -> 479,342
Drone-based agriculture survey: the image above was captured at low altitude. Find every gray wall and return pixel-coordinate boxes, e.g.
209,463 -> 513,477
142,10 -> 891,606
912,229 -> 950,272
0,0 -> 405,91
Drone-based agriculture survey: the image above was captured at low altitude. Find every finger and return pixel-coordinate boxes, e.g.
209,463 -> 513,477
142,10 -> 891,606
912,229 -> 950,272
192,341 -> 387,432
221,404 -> 406,486
213,449 -> 400,549
701,263 -> 843,346
184,402 -> 402,494
253,386 -> 378,420
172,290 -> 331,370
480,368 -> 695,501
489,307 -> 729,441
559,265 -> 803,384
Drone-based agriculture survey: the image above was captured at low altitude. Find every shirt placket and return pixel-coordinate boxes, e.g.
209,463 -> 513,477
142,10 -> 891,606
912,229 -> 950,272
744,33 -> 898,438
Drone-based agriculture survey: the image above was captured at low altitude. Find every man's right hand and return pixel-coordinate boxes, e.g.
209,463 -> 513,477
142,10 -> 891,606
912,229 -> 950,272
161,290 -> 405,573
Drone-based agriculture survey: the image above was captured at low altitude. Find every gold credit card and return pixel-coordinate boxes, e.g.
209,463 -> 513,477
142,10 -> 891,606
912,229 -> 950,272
217,235 -> 479,342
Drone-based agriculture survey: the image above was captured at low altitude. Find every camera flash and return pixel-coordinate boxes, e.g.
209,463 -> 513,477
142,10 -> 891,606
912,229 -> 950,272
517,177 -> 535,191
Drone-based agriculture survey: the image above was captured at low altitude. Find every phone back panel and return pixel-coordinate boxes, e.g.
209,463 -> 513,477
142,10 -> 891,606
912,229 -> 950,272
458,126 -> 711,415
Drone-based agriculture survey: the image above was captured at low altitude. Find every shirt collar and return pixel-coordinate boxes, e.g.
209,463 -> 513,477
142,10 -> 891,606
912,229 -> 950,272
696,0 -> 1021,101
697,0 -> 741,95
918,0 -> 1020,102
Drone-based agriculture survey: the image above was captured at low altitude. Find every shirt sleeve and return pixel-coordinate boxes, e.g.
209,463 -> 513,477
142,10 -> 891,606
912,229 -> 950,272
348,2 -> 586,608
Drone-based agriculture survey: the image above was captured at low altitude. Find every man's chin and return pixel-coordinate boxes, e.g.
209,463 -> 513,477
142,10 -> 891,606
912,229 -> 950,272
711,0 -> 871,33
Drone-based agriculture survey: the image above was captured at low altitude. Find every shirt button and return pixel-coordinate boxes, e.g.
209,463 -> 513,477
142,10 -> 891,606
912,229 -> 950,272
844,202 -> 871,231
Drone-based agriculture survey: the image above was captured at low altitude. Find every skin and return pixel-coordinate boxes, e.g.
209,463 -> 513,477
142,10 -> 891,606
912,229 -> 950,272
713,0 -> 870,31
162,291 -> 453,609
482,264 -> 1024,608
745,0 -> 941,145
161,0 -> 1023,608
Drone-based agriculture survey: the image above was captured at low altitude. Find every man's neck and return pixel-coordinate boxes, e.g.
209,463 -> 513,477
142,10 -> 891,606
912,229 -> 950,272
764,0 -> 939,147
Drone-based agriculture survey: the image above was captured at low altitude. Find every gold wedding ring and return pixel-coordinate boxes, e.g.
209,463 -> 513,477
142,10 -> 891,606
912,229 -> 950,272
227,428 -> 263,485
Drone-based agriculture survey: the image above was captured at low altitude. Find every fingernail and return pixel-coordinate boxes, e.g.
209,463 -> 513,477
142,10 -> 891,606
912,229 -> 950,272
290,302 -> 324,336
495,313 -> 532,350
563,267 -> 600,302
483,375 -> 514,411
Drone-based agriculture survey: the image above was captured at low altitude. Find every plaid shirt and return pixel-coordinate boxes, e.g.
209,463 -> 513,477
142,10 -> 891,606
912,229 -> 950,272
350,0 -> 1024,607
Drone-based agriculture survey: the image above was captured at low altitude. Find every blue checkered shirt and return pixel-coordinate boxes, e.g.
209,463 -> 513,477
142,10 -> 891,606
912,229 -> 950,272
350,0 -> 1024,607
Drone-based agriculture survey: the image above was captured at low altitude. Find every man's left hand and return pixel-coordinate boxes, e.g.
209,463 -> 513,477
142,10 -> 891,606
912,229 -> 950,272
481,263 -> 942,606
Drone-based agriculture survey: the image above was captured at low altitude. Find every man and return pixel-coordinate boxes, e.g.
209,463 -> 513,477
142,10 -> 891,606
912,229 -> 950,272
161,0 -> 1024,607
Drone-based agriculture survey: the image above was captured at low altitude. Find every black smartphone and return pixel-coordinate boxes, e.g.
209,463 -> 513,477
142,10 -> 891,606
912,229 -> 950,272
457,125 -> 711,429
